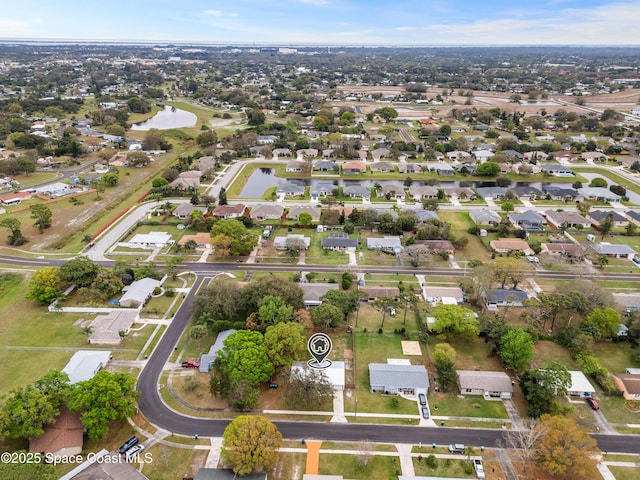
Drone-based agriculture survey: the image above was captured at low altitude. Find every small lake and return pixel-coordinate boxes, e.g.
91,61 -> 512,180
130,106 -> 197,131
238,168 -> 581,199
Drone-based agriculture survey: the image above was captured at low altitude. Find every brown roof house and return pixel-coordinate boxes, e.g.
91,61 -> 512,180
212,203 -> 246,219
341,161 -> 366,174
612,374 -> 640,400
359,286 -> 400,301
29,406 -> 83,456
88,310 -> 138,345
489,238 -> 532,254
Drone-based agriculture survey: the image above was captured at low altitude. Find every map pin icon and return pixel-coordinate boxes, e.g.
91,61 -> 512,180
307,333 -> 332,369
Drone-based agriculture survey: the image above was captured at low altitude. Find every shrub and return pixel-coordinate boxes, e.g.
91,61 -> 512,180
426,454 -> 438,469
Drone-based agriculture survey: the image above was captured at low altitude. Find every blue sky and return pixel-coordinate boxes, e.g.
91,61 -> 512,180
1,0 -> 639,45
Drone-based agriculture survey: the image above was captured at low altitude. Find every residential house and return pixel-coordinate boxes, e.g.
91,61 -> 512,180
170,174 -> 200,190
342,161 -> 366,174
503,150 -> 524,162
470,208 -> 501,225
524,151 -> 549,162
367,236 -> 403,253
541,243 -> 584,258
581,151 -> 609,162
297,148 -> 319,159
277,181 -> 306,197
444,187 -> 476,202
625,210 -> 640,226
567,370 -> 596,397
397,162 -> 421,174
489,238 -> 531,254
613,293 -> 640,313
250,204 -> 284,221
378,184 -> 405,200
457,163 -> 477,175
194,155 -> 217,172
272,148 -> 292,159
476,186 -> 507,199
212,203 -> 246,219
29,406 -> 83,457
321,234 -> 358,251
542,186 -> 582,202
457,370 -> 513,399
35,182 -> 70,197
310,182 -> 336,201
88,310 -> 138,345
321,148 -> 334,159
416,240 -> 455,255
314,160 -> 338,172
127,231 -> 173,248
173,204 -> 206,220
200,329 -> 237,373
288,205 -> 321,222
291,361 -> 345,390
409,185 -> 438,201
178,232 -> 211,248
508,210 -> 546,231
473,150 -> 495,162
370,161 -> 394,173
61,450 -> 150,480
446,150 -> 472,162
273,234 -> 311,250
120,277 -> 162,307
591,242 -> 637,259
578,187 -> 620,202
425,162 -> 455,175
343,184 -> 371,200
0,191 -> 32,206
541,164 -> 574,176
587,210 -> 628,228
424,286 -> 464,304
483,289 -> 529,308
285,160 -> 307,172
413,210 -> 439,223
371,148 -> 391,162
498,163 -> 513,174
257,135 -> 277,145
359,286 -> 400,301
194,468 -> 266,480
299,283 -> 340,307
62,350 -> 111,384
549,151 -> 577,162
369,363 -> 429,395
543,209 -> 591,229
511,185 -> 543,200
612,374 -> 640,400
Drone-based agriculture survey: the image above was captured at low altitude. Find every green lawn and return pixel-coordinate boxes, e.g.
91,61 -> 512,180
608,466 -> 640,480
428,393 -> 509,419
591,342 -> 634,374
319,453 -> 401,480
413,456 -> 476,478
598,395 -> 640,424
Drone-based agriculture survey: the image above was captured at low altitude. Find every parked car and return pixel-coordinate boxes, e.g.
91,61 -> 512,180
448,444 -> 465,454
418,393 -> 427,406
421,407 -> 430,419
118,435 -> 139,455
526,255 -> 539,263
586,397 -> 600,410
125,444 -> 145,461
181,359 -> 200,368
473,459 -> 485,479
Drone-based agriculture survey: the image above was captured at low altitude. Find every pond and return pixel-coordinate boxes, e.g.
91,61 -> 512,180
238,168 -> 586,199
130,105 -> 197,131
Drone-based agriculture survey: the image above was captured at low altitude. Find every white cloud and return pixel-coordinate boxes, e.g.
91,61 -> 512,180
298,0 -> 330,6
202,10 -> 222,17
394,26 -> 416,31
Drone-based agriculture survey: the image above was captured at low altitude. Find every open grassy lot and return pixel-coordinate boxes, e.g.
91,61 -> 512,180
598,394 -> 640,424
319,453 -> 402,479
428,392 -> 509,418
531,340 -> 578,370
354,303 -> 423,333
608,466 -> 640,480
273,451 -> 308,480
142,443 -> 207,480
591,341 -> 635,374
437,211 -> 491,262
413,456 -> 476,478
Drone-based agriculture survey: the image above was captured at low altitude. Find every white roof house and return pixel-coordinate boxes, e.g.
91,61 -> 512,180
568,370 -> 596,397
88,310 -> 138,345
457,370 -> 513,399
291,361 -> 345,390
62,350 -> 112,384
369,363 -> 429,395
127,231 -> 173,248
119,277 -> 162,307
200,329 -> 237,373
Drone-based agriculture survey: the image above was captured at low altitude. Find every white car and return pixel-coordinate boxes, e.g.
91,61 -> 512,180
526,256 -> 539,263
473,459 -> 485,479
125,444 -> 145,461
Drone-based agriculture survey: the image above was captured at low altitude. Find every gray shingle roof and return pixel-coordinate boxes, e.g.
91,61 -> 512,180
369,363 -> 429,390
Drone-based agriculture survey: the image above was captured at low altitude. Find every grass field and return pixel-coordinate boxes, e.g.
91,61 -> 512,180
413,456 -> 476,478
428,392 -> 509,418
318,453 -> 401,479
608,466 -> 640,480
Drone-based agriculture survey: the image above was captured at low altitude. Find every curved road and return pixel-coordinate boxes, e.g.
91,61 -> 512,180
134,274 -> 640,454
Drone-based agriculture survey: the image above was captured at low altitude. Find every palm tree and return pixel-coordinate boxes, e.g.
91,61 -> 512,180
596,255 -> 609,269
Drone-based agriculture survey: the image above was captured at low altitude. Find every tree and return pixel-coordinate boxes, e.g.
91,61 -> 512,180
374,107 -> 398,122
255,295 -> 293,329
0,453 -> 57,479
68,371 -> 139,441
298,211 -> 312,227
0,217 -> 27,245
127,151 -> 151,167
500,201 -> 515,212
535,414 -> 600,479
197,129 -> 218,147
499,329 -> 534,371
488,257 -> 524,289
430,304 -> 479,341
0,371 -> 70,439
141,128 -> 166,150
221,415 -> 282,476
500,420 -> 545,476
210,219 -> 256,256
520,362 -> 570,418
433,343 -> 457,392
476,161 -> 500,176
59,257 -> 100,287
285,365 -> 334,409
191,280 -> 243,324
371,296 -> 398,329
218,330 -> 274,387
189,324 -> 208,350
240,276 -> 304,318
589,177 -> 607,188
26,267 -> 61,305
264,322 -> 306,370
320,289 -> 360,321
218,187 -> 228,205
585,307 -> 620,339
91,268 -> 124,300
247,108 -> 266,126
102,171 -> 119,186
311,303 -> 343,329
599,212 -> 614,239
